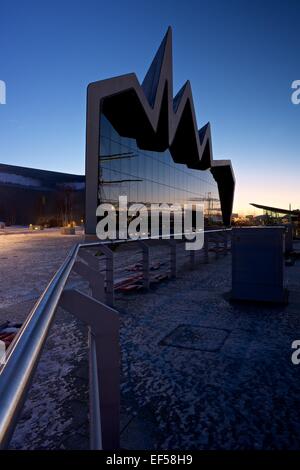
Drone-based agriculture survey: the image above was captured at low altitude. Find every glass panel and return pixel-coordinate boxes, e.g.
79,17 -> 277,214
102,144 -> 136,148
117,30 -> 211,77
98,114 -> 222,225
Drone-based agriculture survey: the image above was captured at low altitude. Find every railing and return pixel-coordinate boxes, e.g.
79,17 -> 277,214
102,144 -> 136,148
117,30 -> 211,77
0,228 -> 231,450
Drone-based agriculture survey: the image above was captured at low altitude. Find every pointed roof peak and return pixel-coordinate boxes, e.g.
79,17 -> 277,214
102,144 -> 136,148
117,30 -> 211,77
173,81 -> 189,112
142,27 -> 172,108
198,122 -> 211,144
165,25 -> 172,40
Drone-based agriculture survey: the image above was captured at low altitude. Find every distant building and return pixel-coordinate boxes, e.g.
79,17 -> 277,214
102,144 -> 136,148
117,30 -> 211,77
0,163 -> 84,226
250,202 -> 300,236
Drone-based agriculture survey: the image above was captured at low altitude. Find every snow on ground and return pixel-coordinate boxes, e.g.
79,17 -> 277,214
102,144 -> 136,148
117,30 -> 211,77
0,229 -> 85,310
0,229 -> 89,449
1,233 -> 300,449
119,251 -> 300,449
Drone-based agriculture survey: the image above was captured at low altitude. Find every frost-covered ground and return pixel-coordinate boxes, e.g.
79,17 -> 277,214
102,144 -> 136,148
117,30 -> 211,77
119,248 -> 300,450
0,228 -> 85,310
0,229 -> 92,449
1,232 -> 300,450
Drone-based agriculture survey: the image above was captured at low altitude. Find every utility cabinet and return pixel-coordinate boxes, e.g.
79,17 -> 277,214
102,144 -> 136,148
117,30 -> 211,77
231,227 -> 286,303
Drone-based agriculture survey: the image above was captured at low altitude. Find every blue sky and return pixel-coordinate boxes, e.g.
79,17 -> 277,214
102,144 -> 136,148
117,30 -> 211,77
0,0 -> 299,213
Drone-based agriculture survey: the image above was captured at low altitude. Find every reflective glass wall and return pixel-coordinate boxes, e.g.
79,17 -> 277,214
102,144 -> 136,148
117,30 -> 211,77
98,115 -> 222,222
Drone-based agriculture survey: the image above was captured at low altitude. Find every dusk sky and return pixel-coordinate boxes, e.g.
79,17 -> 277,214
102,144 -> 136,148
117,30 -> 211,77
0,0 -> 299,214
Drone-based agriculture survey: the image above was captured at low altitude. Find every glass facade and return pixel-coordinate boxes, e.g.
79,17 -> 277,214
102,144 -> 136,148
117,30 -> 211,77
98,115 -> 222,223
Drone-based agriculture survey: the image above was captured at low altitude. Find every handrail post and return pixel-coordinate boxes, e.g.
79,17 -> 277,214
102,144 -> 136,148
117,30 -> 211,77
138,240 -> 150,289
60,289 -> 120,450
96,244 -> 115,307
79,249 -> 100,271
73,260 -> 105,302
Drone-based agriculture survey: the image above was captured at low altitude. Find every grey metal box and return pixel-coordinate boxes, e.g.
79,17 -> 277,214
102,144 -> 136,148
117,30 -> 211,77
231,227 -> 286,303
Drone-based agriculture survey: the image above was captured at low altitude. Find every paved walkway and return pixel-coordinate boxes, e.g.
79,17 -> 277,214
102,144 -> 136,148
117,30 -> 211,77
119,246 -> 300,449
2,235 -> 300,449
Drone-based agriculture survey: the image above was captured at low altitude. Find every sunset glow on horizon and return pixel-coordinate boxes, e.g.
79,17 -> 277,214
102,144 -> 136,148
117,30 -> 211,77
0,0 -> 299,216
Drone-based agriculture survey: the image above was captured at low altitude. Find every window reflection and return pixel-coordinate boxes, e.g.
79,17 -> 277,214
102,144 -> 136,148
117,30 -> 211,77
98,115 -> 222,223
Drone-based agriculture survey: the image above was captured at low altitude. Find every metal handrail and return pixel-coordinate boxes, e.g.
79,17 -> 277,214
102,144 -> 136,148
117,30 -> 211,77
0,227 -> 231,449
0,243 -> 80,449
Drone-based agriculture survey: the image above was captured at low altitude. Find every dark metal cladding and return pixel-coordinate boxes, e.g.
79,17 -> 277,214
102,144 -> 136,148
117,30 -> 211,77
85,27 -> 235,232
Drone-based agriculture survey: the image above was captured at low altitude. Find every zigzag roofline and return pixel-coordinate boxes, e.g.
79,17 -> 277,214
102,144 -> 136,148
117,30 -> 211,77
85,27 -> 235,232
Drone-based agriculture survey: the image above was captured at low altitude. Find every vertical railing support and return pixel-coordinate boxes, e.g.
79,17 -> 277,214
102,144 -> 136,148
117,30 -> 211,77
96,244 -> 115,307
60,289 -> 120,450
73,260 -> 105,302
79,249 -> 100,271
138,240 -> 150,289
